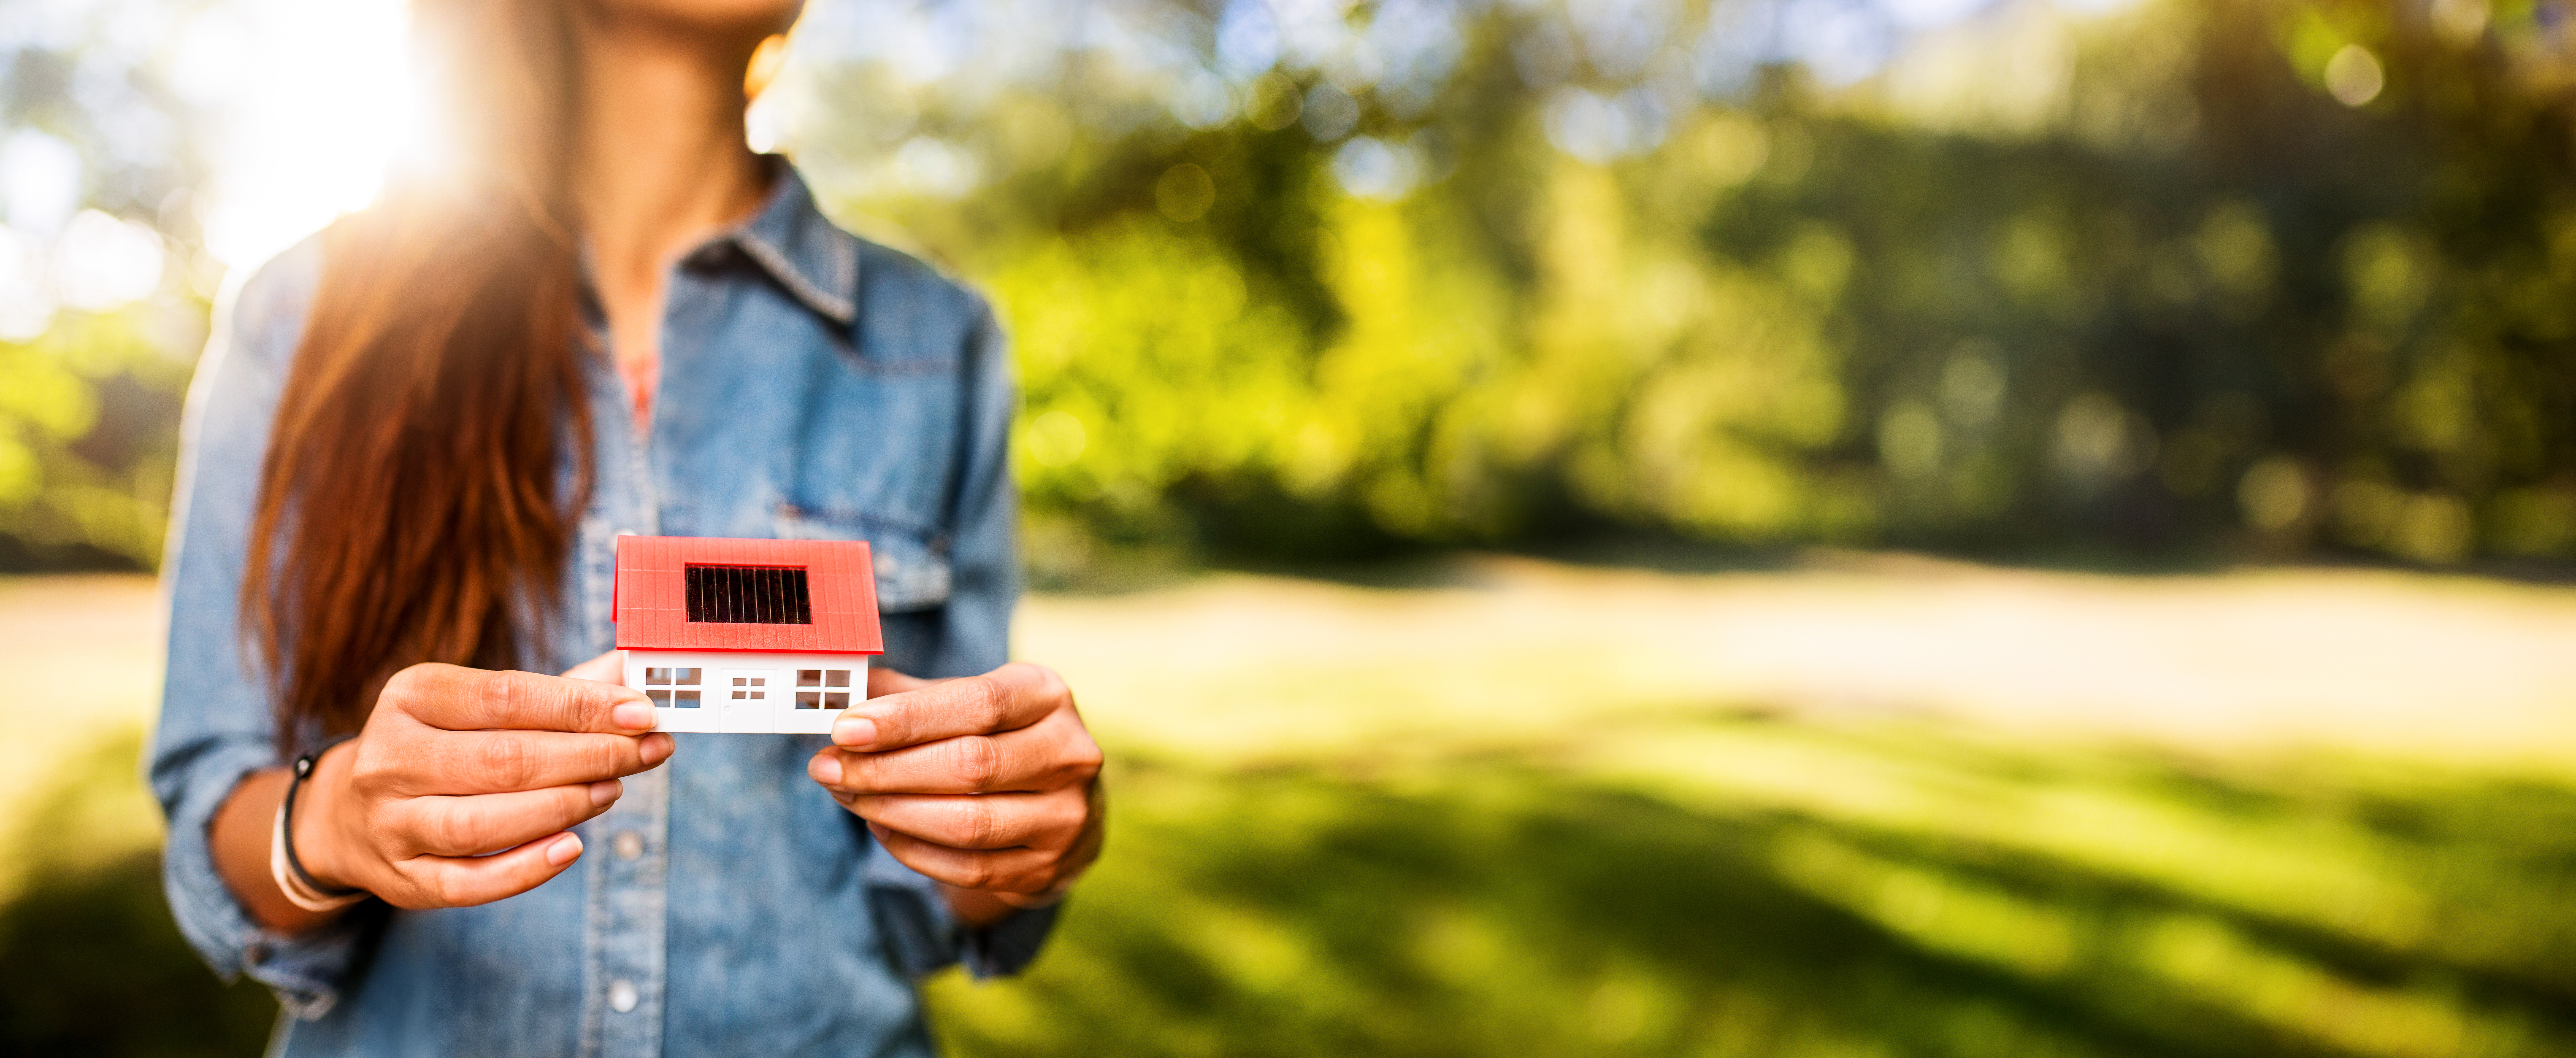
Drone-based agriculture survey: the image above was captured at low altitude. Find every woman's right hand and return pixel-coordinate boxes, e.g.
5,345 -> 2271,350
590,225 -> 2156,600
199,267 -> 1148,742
289,662 -> 673,908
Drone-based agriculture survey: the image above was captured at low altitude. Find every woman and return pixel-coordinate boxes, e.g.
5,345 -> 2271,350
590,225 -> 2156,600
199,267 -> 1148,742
147,0 -> 1104,1052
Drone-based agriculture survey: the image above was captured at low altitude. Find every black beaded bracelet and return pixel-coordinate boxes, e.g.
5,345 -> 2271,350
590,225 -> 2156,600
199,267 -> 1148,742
281,743 -> 364,900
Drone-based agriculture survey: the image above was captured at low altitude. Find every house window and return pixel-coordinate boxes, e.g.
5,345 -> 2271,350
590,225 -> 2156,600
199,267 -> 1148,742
795,668 -> 854,708
791,670 -> 856,708
646,667 -> 703,707
730,675 -> 766,701
683,564 -> 812,625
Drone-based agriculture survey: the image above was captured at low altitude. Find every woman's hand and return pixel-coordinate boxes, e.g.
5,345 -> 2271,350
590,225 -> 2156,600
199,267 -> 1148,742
290,660 -> 673,908
805,663 -> 1105,916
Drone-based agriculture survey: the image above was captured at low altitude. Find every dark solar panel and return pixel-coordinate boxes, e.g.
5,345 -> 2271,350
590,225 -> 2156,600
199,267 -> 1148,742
684,564 -> 813,625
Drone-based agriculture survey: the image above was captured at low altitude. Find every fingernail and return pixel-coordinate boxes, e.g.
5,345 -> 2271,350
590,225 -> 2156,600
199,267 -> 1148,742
866,821 -> 891,843
590,779 -> 622,807
832,717 -> 877,748
612,700 -> 654,730
546,833 -> 583,866
640,733 -> 673,766
810,753 -> 843,785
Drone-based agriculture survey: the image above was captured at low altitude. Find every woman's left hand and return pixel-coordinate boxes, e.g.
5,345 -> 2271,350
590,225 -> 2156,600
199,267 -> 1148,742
806,663 -> 1104,911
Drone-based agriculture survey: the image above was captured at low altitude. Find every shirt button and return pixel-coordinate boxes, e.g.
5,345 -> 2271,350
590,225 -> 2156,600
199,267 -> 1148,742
608,978 -> 639,1013
613,830 -> 644,861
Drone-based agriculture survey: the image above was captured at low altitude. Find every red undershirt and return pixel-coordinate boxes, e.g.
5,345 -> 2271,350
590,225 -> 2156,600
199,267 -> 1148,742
615,348 -> 658,438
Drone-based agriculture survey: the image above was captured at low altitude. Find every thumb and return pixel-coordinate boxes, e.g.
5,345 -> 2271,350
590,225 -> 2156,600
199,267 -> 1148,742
866,666 -> 933,698
561,651 -> 624,685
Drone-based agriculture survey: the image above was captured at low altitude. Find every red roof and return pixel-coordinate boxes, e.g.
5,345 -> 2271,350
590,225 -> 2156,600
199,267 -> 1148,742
613,536 -> 883,654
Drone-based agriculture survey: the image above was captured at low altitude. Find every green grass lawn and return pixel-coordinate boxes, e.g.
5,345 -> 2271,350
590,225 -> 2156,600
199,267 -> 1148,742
0,732 -> 279,1054
9,558 -> 2575,1056
923,717 -> 2576,1058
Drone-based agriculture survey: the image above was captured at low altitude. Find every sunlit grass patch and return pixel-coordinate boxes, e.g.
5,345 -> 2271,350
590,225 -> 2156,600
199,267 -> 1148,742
926,716 -> 2576,1058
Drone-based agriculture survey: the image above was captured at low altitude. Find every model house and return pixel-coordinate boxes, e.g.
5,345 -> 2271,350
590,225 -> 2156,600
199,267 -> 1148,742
613,535 -> 884,734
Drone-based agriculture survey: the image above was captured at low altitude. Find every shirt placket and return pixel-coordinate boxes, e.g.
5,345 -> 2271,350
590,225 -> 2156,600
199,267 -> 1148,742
578,344 -> 671,1058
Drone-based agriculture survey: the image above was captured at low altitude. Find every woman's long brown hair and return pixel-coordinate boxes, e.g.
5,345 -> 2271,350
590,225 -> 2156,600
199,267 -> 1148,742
244,0 -> 593,749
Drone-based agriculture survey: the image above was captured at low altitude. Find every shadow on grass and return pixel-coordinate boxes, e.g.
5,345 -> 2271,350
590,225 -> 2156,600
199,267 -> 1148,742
0,850 -> 277,1056
0,733 -> 275,1057
9,719 -> 2575,1058
927,738 -> 2576,1058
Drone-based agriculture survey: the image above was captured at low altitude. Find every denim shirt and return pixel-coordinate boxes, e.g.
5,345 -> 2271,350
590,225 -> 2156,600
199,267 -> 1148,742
147,166 -> 1052,1057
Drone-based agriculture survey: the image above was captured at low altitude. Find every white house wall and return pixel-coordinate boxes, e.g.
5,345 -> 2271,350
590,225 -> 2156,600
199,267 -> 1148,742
621,649 -> 873,735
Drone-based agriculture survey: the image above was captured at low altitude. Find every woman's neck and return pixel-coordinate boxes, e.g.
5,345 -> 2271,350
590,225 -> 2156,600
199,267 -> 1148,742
570,15 -> 772,297
568,13 -> 773,425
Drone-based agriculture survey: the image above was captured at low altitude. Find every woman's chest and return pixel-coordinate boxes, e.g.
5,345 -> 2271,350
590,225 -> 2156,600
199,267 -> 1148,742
565,285 -> 968,662
649,284 -> 964,534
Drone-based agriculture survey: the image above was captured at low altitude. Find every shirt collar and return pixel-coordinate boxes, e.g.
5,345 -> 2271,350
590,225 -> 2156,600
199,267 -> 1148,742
719,160 -> 859,326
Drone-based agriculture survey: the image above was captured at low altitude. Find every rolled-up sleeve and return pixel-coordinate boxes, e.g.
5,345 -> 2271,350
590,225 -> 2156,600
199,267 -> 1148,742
864,836 -> 1062,980
863,295 -> 1061,979
147,235 -> 380,1019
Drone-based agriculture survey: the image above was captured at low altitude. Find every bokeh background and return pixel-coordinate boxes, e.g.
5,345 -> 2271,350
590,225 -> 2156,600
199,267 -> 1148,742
5,0 -> 2576,1053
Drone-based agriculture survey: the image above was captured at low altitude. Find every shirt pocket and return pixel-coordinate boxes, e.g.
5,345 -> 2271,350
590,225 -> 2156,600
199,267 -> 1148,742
771,503 -> 951,614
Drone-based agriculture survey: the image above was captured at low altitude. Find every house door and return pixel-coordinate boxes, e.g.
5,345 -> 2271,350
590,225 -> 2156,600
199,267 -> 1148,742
719,669 -> 781,734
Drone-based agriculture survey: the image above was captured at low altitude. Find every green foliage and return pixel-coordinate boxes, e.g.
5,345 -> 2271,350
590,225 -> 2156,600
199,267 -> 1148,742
0,312 -> 194,570
0,7 -> 211,572
12,0 -> 2576,572
791,0 -> 2576,570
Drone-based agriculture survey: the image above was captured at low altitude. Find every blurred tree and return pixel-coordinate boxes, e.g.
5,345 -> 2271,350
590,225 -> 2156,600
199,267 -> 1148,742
12,0 -> 2576,574
0,0 -> 212,570
779,0 -> 2576,573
